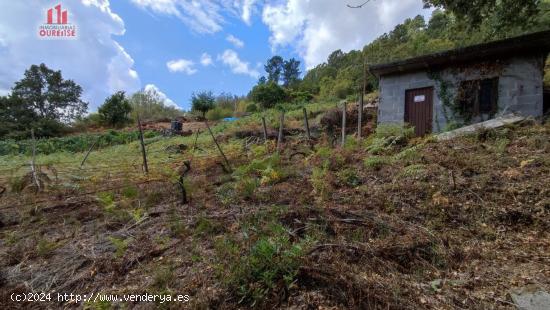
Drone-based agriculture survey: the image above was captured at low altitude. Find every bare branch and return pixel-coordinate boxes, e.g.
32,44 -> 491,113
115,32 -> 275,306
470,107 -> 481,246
347,0 -> 373,9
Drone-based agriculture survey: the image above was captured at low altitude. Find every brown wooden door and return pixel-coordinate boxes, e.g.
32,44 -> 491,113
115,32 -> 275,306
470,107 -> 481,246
405,87 -> 433,136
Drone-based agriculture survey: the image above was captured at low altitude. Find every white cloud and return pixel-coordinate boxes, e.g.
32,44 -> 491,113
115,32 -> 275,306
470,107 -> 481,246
218,49 -> 259,78
0,0 -> 140,110
261,0 -> 432,69
128,0 -> 259,33
200,53 -> 213,66
143,84 -> 181,109
240,0 -> 257,25
226,34 -> 244,48
166,58 -> 197,74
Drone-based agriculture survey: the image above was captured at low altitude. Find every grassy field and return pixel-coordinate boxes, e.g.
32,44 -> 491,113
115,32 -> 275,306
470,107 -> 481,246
0,101 -> 549,309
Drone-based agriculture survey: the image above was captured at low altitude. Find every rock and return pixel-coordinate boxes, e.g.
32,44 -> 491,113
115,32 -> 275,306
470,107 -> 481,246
437,114 -> 527,141
510,286 -> 550,310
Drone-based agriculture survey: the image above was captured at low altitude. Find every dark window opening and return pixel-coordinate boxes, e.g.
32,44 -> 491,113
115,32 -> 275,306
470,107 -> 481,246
457,78 -> 499,119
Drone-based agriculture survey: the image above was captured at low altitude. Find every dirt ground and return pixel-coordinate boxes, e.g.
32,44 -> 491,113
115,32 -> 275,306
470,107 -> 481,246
0,119 -> 549,309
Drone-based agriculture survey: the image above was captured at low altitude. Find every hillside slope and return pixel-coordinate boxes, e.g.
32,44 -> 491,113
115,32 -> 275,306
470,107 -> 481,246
0,115 -> 549,309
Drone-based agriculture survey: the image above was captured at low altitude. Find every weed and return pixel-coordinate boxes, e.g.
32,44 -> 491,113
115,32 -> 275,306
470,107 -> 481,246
235,177 -> 259,200
400,164 -> 427,178
3,231 -> 18,245
36,238 -> 59,257
108,236 -> 129,258
310,161 -> 332,201
152,265 -> 175,289
215,224 -> 307,306
194,215 -> 223,236
364,156 -> 390,171
336,168 -> 361,187
394,146 -> 421,162
121,185 -> 139,199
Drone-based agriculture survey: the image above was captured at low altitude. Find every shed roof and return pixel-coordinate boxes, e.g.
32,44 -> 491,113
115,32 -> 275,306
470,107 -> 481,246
369,30 -> 550,76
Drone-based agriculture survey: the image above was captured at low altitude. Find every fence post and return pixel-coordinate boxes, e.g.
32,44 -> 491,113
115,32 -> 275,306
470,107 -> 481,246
261,116 -> 268,143
358,90 -> 363,140
358,57 -> 367,140
80,136 -> 100,168
137,116 -> 149,174
341,102 -> 347,147
277,111 -> 285,152
303,108 -> 311,141
30,129 -> 40,191
205,121 -> 232,173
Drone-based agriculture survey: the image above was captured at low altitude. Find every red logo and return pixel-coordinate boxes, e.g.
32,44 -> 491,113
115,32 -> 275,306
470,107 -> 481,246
47,4 -> 68,24
38,4 -> 77,39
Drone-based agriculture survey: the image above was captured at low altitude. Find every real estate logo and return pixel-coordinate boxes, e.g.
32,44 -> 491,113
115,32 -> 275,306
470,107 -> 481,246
38,4 -> 77,39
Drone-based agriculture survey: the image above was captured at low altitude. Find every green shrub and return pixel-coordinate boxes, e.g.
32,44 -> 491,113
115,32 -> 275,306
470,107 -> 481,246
215,225 -> 306,306
36,238 -> 59,257
336,168 -> 361,187
246,103 -> 259,113
206,107 -> 233,121
364,156 -> 390,171
108,236 -> 129,258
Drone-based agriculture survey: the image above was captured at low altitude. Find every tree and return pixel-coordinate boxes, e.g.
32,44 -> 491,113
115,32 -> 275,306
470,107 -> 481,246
422,0 -> 540,31
129,88 -> 182,121
11,63 -> 87,123
98,91 -> 132,127
250,82 -> 286,109
0,63 -> 87,138
264,56 -> 284,84
191,91 -> 215,117
282,58 -> 301,87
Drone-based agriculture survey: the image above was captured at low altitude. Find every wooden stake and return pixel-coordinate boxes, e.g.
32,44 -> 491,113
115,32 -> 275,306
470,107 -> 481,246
30,129 -> 40,191
205,121 -> 232,173
261,116 -> 268,143
358,57 -> 367,140
341,102 -> 347,147
303,108 -> 311,141
80,136 -> 100,168
137,116 -> 149,174
277,111 -> 285,152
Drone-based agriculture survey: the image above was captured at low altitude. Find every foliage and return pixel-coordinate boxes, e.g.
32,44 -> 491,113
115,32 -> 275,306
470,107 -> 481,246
98,91 -> 132,127
423,0 -> 541,32
0,63 -> 87,139
108,236 -> 129,258
246,103 -> 259,113
214,223 -> 306,306
0,130 -> 160,156
129,88 -> 182,122
364,156 -> 390,171
191,91 -> 216,117
282,58 -> 301,87
250,82 -> 286,109
206,107 -> 233,121
264,56 -> 284,84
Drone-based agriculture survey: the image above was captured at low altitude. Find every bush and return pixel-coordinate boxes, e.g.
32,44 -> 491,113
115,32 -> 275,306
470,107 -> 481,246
250,82 -> 286,109
215,224 -> 306,306
364,156 -> 390,170
98,91 -> 132,128
206,107 -> 233,121
246,103 -> 259,113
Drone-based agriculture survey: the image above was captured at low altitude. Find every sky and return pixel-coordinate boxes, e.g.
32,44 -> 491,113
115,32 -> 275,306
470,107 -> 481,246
0,0 -> 432,111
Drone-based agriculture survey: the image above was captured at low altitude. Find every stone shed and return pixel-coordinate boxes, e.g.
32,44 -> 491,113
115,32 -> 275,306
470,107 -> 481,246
370,30 -> 550,136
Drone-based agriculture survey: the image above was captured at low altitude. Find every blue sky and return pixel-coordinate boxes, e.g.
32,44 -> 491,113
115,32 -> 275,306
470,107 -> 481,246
0,0 -> 431,111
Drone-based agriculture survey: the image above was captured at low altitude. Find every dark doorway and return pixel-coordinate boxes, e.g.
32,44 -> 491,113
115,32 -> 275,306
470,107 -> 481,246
405,87 -> 434,136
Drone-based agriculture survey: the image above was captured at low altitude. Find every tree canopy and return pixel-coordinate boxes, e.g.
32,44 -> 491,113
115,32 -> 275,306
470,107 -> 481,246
0,63 -> 88,138
98,91 -> 132,127
191,91 -> 216,117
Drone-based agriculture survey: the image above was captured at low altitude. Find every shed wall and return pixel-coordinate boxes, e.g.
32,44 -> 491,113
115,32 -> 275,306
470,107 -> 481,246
377,56 -> 544,132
